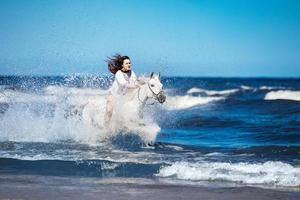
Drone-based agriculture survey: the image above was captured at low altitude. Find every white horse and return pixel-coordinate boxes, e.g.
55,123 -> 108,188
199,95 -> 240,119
107,72 -> 166,140
74,72 -> 166,142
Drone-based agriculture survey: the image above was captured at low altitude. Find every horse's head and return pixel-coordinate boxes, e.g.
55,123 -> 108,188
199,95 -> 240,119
146,72 -> 166,104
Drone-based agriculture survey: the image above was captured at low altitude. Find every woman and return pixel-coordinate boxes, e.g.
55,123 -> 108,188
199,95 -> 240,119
104,54 -> 139,124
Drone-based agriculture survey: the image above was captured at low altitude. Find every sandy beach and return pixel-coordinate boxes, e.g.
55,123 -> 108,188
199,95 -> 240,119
0,174 -> 299,200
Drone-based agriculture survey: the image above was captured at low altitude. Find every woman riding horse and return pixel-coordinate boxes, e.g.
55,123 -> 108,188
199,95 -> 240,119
104,54 -> 140,125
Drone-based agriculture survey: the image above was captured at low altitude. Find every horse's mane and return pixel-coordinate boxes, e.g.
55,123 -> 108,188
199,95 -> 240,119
123,77 -> 149,100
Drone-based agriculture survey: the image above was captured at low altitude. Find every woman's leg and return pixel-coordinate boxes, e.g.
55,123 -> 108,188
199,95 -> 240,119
104,95 -> 113,125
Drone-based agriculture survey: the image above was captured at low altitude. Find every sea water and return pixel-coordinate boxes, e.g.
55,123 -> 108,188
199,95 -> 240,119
0,75 -> 299,189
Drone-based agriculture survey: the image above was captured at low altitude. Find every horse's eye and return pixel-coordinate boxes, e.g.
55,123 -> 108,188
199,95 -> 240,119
150,84 -> 155,87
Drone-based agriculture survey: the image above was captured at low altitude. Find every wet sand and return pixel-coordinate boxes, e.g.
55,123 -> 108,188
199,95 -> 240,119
0,174 -> 300,200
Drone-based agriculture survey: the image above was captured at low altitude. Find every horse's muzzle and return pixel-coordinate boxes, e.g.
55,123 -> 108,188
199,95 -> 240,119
157,92 -> 166,104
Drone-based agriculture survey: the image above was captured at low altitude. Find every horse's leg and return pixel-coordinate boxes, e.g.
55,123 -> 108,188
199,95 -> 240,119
138,102 -> 145,119
104,95 -> 113,126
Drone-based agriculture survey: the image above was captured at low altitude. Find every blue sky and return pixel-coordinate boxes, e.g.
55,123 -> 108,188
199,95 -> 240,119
0,0 -> 300,77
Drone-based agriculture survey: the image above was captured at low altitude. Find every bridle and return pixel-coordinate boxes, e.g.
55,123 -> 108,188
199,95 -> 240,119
137,82 -> 164,105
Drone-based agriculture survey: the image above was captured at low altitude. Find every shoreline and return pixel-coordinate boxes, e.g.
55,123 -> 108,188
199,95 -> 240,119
0,174 -> 300,200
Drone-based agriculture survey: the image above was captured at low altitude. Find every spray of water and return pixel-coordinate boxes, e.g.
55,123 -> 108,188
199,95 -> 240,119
0,75 -> 161,145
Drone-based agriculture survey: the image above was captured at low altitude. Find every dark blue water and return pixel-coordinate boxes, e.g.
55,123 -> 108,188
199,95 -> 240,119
0,76 -> 300,187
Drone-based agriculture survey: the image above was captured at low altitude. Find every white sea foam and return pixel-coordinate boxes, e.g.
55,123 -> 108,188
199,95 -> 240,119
0,90 -> 56,103
0,86 -> 109,104
240,85 -> 253,90
164,95 -> 224,110
157,161 -> 300,187
186,88 -> 204,94
0,86 -> 161,144
205,152 -> 227,157
0,92 -> 8,103
187,88 -> 238,96
44,86 -> 108,96
264,90 -> 300,101
240,85 -> 286,91
259,86 -> 284,90
0,148 -> 167,165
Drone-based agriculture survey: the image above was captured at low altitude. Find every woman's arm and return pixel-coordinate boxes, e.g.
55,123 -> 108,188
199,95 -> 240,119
115,71 -> 127,87
115,71 -> 138,89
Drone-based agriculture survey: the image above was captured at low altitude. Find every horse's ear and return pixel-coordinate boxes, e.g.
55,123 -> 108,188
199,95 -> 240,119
158,72 -> 161,80
150,72 -> 154,78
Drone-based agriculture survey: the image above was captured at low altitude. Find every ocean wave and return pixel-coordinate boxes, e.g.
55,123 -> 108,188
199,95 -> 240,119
0,157 -> 160,178
241,85 -> 286,92
0,149 -> 165,165
187,88 -> 239,96
240,85 -> 254,90
185,85 -> 287,98
157,161 -> 300,187
259,86 -> 285,90
264,90 -> 300,101
164,95 -> 224,110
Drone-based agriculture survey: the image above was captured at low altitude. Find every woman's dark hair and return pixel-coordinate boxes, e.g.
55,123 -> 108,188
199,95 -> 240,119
106,54 -> 130,74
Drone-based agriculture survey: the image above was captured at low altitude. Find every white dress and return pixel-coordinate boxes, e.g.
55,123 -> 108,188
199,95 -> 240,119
109,70 -> 137,96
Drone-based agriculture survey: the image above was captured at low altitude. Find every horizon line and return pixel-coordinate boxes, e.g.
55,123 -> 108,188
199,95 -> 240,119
0,74 -> 300,79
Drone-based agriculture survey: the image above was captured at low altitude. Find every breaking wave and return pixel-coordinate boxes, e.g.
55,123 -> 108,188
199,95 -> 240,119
158,161 -> 300,187
0,85 -> 161,144
187,88 -> 239,96
164,95 -> 224,110
265,90 -> 300,101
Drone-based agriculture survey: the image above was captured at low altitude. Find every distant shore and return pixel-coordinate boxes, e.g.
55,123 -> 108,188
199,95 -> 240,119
0,174 -> 299,200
